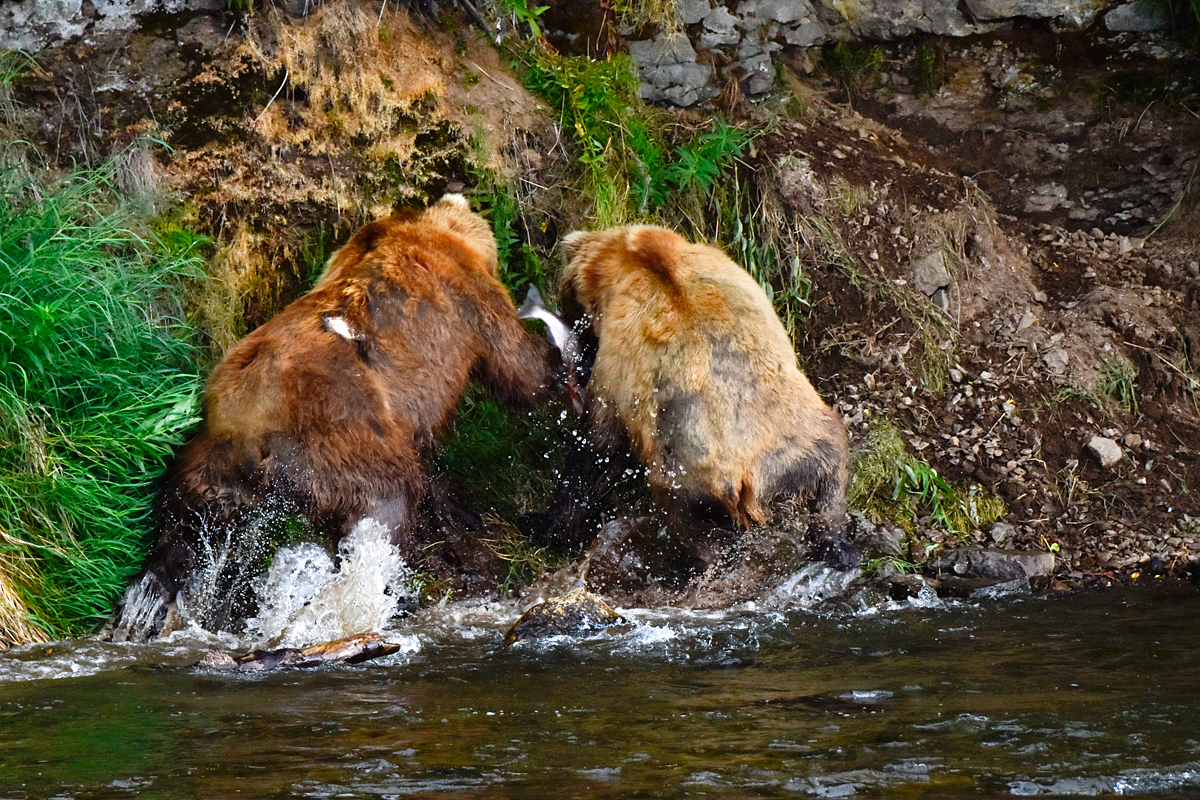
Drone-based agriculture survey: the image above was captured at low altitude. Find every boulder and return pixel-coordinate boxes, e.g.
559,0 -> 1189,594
504,588 -> 627,644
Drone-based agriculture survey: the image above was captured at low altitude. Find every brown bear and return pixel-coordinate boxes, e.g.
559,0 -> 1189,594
113,195 -> 556,640
551,224 -> 854,569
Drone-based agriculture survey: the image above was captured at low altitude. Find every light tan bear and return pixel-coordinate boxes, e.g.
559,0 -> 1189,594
558,224 -> 854,567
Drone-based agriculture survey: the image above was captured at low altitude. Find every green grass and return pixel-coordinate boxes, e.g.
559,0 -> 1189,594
849,417 -> 1005,537
0,162 -> 205,644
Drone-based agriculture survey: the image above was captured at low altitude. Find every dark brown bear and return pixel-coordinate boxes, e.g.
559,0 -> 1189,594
114,195 -> 555,640
554,224 -> 854,569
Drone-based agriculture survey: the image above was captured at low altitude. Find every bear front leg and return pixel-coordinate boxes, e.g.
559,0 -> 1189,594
111,522 -> 196,641
811,475 -> 858,570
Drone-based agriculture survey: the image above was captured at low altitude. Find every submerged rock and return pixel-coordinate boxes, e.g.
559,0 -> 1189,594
504,589 -> 627,645
194,632 -> 401,671
927,547 -> 1056,588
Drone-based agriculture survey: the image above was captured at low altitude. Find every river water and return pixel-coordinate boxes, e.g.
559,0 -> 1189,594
2,578 -> 1199,799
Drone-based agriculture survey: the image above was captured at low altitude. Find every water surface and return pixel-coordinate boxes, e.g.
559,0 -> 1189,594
2,585 -> 1199,798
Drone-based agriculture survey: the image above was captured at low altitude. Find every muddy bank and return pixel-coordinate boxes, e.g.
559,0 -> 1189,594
3,2 -> 1199,634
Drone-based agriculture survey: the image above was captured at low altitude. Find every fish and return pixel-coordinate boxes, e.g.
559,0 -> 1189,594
517,284 -> 591,413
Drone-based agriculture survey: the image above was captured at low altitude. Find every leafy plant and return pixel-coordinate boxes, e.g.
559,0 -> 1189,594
909,41 -> 947,97
475,178 -> 546,293
823,41 -> 886,96
1098,358 -> 1139,415
521,50 -> 662,226
850,417 -> 1005,536
495,0 -> 551,39
0,162 -> 205,644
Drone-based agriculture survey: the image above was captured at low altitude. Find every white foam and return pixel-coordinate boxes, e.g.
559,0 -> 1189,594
245,518 -> 419,649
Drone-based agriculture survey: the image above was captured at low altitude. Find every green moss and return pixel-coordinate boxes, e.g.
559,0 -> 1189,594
850,417 -> 1006,537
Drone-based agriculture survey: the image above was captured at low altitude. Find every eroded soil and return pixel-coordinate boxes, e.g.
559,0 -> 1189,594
6,6 -> 1200,601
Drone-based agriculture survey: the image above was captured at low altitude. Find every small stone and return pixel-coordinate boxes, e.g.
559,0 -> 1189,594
1087,435 -> 1123,469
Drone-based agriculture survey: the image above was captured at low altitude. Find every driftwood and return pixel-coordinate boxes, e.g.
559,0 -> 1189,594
195,632 -> 401,671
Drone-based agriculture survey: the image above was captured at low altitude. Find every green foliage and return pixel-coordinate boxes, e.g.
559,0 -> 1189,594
432,388 -> 563,521
909,41 -> 947,97
1053,358 -> 1140,418
1137,0 -> 1200,40
850,417 -> 1005,536
1098,358 -> 1139,415
475,178 -> 546,293
823,42 -> 886,95
521,50 -> 663,226
0,163 -> 205,642
495,0 -> 551,39
659,121 -> 749,206
721,184 -> 812,340
493,531 -> 551,597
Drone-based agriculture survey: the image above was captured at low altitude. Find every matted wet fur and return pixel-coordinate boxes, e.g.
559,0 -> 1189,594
113,195 -> 555,640
550,224 -> 854,569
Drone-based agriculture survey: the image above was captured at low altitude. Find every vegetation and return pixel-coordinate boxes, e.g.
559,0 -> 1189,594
850,418 -> 1006,537
822,42 -> 886,97
909,41 -> 948,97
0,163 -> 205,644
1053,357 -> 1140,418
495,0 -> 551,39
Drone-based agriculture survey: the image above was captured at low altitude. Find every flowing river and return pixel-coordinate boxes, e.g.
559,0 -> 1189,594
2,576 -> 1199,799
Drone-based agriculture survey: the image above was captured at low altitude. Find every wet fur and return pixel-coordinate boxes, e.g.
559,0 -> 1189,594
557,225 -> 853,567
115,196 -> 555,639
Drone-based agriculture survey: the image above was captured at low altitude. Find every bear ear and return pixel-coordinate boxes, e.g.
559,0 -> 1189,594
562,230 -> 593,263
437,193 -> 471,211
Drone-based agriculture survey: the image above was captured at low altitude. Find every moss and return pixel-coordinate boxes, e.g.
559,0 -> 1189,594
850,417 -> 1006,537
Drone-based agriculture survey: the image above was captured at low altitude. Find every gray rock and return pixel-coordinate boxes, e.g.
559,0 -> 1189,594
928,547 -> 1056,583
965,0 -> 1105,27
678,0 -> 713,25
989,520 -> 1017,547
630,32 -> 716,108
629,33 -> 699,67
912,251 -> 951,297
784,19 -> 828,46
752,0 -> 812,24
1025,182 -> 1069,213
701,5 -> 741,46
740,54 -> 776,95
1104,3 -> 1171,32
834,0 -> 977,38
1042,347 -> 1069,372
1087,435 -> 1123,469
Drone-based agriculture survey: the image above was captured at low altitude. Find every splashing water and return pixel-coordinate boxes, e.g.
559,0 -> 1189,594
244,518 -> 418,649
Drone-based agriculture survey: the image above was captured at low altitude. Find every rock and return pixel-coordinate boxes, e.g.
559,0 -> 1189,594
966,0 -> 1105,27
1042,347 -> 1069,372
195,632 -> 401,671
912,251 -> 951,297
1025,182 -> 1068,213
749,0 -> 810,24
1104,1 -> 1171,31
989,520 -> 1017,547
678,0 -> 713,25
927,547 -> 1056,586
630,33 -> 717,107
1087,435 -> 1123,469
504,588 -> 627,644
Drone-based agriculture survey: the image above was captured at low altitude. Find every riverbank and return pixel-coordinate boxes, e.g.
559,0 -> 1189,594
1,2 -> 1198,643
